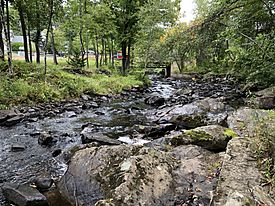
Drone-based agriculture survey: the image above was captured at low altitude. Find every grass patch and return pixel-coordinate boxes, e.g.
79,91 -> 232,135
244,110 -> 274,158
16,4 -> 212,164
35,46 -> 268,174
252,111 -> 275,192
0,60 -> 144,108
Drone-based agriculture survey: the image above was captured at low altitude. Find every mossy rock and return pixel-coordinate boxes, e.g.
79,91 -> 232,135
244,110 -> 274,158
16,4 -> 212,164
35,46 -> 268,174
169,125 -> 235,152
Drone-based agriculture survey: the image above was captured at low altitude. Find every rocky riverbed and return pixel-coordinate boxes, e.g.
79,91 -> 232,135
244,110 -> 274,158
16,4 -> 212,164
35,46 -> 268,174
0,75 -> 274,206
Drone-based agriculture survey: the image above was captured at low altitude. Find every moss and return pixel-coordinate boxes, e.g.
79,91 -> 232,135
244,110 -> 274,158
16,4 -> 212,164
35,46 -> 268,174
169,130 -> 213,147
224,129 -> 238,138
185,130 -> 213,142
268,109 -> 275,117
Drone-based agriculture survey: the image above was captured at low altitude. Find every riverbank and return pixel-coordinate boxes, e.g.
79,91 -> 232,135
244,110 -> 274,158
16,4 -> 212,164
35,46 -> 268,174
0,60 -> 146,109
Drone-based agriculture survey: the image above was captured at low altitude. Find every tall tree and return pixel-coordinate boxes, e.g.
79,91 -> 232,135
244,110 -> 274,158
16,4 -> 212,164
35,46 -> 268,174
13,0 -> 29,62
1,0 -> 12,73
109,0 -> 147,74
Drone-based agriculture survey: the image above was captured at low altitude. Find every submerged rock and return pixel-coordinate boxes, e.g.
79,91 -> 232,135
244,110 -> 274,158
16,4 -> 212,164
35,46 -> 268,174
38,132 -> 54,147
58,144 -> 221,206
11,144 -> 26,152
144,96 -> 165,107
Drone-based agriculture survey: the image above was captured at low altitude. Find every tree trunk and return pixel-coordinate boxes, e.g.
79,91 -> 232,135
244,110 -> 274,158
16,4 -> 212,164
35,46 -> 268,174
121,41 -> 127,75
51,25 -> 58,65
104,38 -> 107,65
86,32 -> 89,68
108,38 -> 111,65
84,0 -> 89,68
35,1 -> 40,64
5,0 -> 12,73
68,35 -> 73,56
18,3 -> 29,62
126,43 -> 131,69
0,15 -> 4,61
44,0 -> 54,76
28,25 -> 32,63
95,37 -> 99,68
111,37 -> 114,68
79,29 -> 85,62
100,38 -> 104,66
179,59 -> 185,74
79,0 -> 85,63
35,29 -> 41,64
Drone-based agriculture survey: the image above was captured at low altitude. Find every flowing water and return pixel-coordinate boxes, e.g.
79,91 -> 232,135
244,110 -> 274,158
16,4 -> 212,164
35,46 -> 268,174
0,76 -> 242,205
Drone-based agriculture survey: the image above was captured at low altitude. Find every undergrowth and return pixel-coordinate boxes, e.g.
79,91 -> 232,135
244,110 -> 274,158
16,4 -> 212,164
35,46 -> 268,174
0,60 -> 144,108
253,111 -> 275,193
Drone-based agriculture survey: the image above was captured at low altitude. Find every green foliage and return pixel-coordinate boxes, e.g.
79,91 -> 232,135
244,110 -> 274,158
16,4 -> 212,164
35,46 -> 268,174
12,42 -> 24,51
67,49 -> 86,68
253,112 -> 275,189
158,0 -> 275,87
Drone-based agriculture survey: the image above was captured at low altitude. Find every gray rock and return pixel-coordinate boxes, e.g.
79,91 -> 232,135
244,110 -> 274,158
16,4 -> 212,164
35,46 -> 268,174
46,111 -> 56,118
101,96 -> 108,101
145,96 -> 165,106
157,98 -> 231,128
213,138 -> 275,206
35,177 -> 53,191
81,94 -> 90,101
11,144 -> 26,152
82,102 -> 99,110
227,108 -> 275,137
0,110 -> 17,122
64,111 -> 77,118
225,108 -> 275,199
175,88 -> 193,96
3,184 -> 48,206
81,129 -> 121,145
4,114 -> 24,127
246,86 -> 275,109
90,101 -> 99,108
29,118 -> 38,122
134,124 -> 175,139
58,144 -> 221,206
38,132 -> 53,146
28,109 -> 36,113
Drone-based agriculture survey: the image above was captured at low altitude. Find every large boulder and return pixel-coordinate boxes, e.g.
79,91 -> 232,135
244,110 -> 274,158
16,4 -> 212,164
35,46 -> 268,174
227,108 -> 275,137
163,125 -> 237,152
58,144 -> 222,206
3,184 -> 48,206
156,98 -> 232,129
220,108 -> 275,203
246,86 -> 275,109
213,138 -> 275,206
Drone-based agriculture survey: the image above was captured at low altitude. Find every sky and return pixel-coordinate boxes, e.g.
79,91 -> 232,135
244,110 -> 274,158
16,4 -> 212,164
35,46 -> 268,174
180,0 -> 196,22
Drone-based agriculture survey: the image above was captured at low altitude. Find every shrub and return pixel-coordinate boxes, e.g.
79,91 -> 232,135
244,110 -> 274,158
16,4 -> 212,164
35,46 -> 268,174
67,49 -> 86,69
